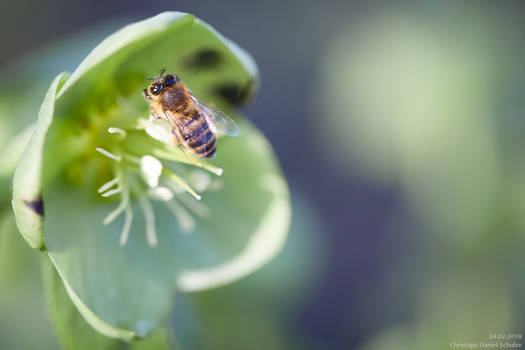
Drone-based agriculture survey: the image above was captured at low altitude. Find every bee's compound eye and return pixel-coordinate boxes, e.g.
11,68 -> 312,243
165,75 -> 176,86
150,84 -> 162,95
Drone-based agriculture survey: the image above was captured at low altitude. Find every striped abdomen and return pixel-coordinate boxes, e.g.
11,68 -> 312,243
179,110 -> 217,159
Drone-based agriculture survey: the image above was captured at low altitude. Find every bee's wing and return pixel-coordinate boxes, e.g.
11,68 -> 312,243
163,109 -> 203,164
191,96 -> 241,137
161,108 -> 178,132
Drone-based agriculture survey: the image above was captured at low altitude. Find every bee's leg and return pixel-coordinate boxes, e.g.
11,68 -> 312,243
180,146 -> 202,167
161,108 -> 177,129
151,111 -> 162,120
148,105 -> 161,120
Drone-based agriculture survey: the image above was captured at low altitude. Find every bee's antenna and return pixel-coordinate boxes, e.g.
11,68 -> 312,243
146,69 -> 167,81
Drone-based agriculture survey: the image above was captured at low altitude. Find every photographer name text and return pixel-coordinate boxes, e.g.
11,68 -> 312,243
450,342 -> 521,349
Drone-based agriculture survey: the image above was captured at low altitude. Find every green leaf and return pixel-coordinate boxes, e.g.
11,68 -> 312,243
11,72 -> 69,250
42,257 -> 174,349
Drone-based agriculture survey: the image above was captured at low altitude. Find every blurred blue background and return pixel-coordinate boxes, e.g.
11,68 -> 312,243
2,1 -> 525,349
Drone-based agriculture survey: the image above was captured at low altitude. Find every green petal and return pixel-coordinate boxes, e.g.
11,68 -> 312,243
0,207 -> 60,350
0,123 -> 35,203
172,196 -> 322,350
11,72 -> 69,250
177,121 -> 291,292
0,22 -> 124,202
42,257 -> 173,349
56,11 -> 258,114
47,254 -> 137,341
43,119 -> 289,337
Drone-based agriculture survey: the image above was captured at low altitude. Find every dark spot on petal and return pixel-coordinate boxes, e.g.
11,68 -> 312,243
185,49 -> 222,70
24,197 -> 44,216
213,80 -> 254,105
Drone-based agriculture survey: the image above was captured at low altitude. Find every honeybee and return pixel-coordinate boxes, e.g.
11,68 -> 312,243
143,70 -> 240,160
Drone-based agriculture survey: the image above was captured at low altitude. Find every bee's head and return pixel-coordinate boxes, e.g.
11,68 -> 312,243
144,72 -> 181,99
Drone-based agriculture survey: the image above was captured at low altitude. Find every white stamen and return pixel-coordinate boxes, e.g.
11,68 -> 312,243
180,148 -> 202,167
101,187 -> 122,197
165,171 -> 202,200
95,147 -> 121,162
165,199 -> 195,233
108,127 -> 127,137
103,197 -> 127,225
211,167 -> 223,176
179,193 -> 212,219
138,196 -> 157,247
101,180 -> 133,246
148,186 -> 174,201
152,148 -> 223,176
208,179 -> 224,191
119,205 -> 133,246
98,177 -> 119,193
188,170 -> 212,192
169,182 -> 185,194
141,155 -> 163,188
145,120 -> 172,144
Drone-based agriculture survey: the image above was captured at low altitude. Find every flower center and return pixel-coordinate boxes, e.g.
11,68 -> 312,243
90,101 -> 223,247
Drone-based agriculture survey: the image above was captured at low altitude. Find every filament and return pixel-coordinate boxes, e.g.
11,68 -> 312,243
138,196 -> 157,247
108,127 -> 127,137
101,187 -> 122,197
152,148 -> 223,176
103,187 -> 129,225
187,170 -> 211,192
119,205 -> 133,246
95,147 -> 121,162
211,167 -> 223,176
164,170 -> 201,200
148,186 -> 174,201
165,198 -> 195,233
179,193 -> 211,219
98,177 -> 119,193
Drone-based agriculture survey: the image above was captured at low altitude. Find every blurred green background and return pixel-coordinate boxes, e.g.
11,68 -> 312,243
2,1 -> 525,349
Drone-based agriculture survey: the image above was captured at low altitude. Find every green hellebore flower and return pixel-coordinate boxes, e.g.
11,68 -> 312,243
11,12 -> 290,340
